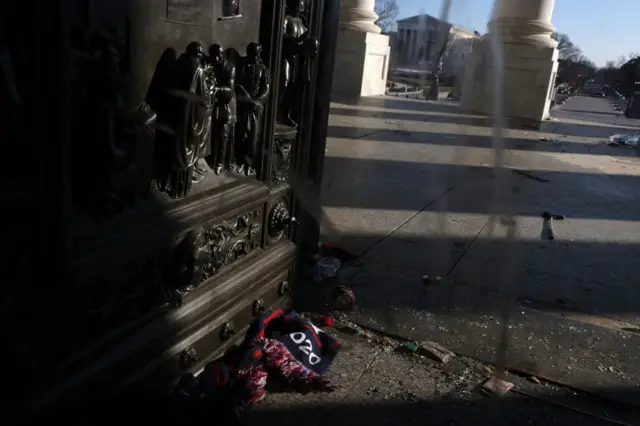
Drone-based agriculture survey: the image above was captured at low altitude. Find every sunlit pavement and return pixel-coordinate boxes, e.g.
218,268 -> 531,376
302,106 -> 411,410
322,95 -> 640,400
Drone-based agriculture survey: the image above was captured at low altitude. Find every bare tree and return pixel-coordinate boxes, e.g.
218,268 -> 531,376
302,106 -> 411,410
551,32 -> 581,61
375,0 -> 399,33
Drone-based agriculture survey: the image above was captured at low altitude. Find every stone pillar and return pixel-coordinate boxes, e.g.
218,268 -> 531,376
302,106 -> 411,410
460,0 -> 559,128
331,0 -> 391,97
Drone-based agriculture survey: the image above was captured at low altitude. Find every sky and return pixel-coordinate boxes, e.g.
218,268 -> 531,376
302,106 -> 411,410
396,0 -> 639,67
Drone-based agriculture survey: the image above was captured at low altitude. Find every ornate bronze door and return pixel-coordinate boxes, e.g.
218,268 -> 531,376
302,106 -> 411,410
2,0 -> 340,420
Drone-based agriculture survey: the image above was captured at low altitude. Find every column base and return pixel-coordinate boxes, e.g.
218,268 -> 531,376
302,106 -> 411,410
461,38 -> 558,129
331,30 -> 390,97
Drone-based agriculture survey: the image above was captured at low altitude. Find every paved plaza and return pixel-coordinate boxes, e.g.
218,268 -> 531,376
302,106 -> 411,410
253,95 -> 640,425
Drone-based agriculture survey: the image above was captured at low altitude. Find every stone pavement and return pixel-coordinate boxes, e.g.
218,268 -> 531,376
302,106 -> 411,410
248,95 -> 640,424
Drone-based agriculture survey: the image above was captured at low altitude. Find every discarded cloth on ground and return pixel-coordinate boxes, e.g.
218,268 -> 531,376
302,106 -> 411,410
177,309 -> 341,417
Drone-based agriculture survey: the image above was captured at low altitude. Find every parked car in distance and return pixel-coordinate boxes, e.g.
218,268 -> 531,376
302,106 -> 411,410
581,83 -> 606,97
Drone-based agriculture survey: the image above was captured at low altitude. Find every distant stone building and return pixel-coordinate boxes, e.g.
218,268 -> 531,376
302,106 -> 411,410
392,14 -> 479,78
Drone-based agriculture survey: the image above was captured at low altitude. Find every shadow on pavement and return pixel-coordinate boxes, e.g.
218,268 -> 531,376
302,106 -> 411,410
301,140 -> 640,409
321,156 -> 640,221
330,97 -> 640,139
327,123 -> 640,158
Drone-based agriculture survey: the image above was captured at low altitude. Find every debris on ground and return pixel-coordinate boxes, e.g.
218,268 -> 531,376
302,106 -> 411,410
417,341 -> 456,364
608,132 -> 640,147
481,377 -> 515,396
332,285 -> 356,310
321,315 -> 335,327
528,375 -> 542,384
330,312 -> 375,340
178,310 -> 340,422
480,364 -> 496,375
379,336 -> 394,347
405,342 -> 419,353
538,136 -> 553,141
541,211 -> 566,241
312,256 -> 341,282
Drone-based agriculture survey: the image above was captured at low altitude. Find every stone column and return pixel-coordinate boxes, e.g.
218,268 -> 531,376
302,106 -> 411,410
460,0 -> 559,128
331,0 -> 391,97
339,0 -> 381,33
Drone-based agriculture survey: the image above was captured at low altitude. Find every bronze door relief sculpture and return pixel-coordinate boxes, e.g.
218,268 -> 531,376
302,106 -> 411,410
235,42 -> 271,176
11,0 -> 341,419
155,41 -> 214,198
70,29 -> 157,217
208,44 -> 237,175
277,0 -> 319,128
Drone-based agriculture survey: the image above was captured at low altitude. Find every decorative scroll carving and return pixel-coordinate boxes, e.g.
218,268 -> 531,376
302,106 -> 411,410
272,124 -> 297,184
235,42 -> 271,177
200,208 -> 263,281
277,0 -> 319,128
268,198 -> 297,241
70,30 -> 157,218
45,209 -> 255,352
165,228 -> 209,304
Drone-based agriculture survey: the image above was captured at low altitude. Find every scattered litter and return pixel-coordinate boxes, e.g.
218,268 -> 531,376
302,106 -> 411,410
481,364 -> 496,375
417,341 -> 456,364
538,136 -> 553,141
481,377 -> 514,396
528,375 -> 542,384
541,211 -> 566,241
405,342 -> 419,353
379,337 -> 394,346
322,315 -> 335,327
608,132 -> 640,147
312,257 -> 341,282
332,285 -> 356,310
512,169 -> 551,183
